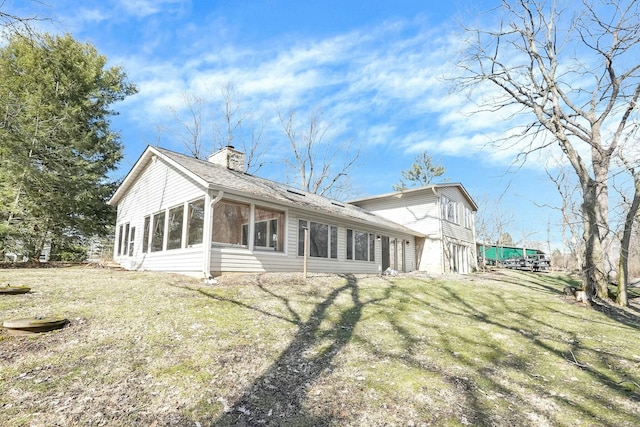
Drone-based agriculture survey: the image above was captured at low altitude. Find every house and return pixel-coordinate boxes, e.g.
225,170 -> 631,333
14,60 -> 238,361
108,145 -> 478,277
349,184 -> 478,274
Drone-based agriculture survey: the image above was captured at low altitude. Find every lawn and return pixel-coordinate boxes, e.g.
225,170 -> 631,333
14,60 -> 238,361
0,266 -> 638,426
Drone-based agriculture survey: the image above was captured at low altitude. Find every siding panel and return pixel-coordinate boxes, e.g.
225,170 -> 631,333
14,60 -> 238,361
114,159 -> 207,274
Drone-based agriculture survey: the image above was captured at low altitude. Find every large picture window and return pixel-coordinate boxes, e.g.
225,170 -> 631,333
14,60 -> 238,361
187,199 -> 205,246
167,205 -> 184,250
298,220 -> 337,258
151,211 -> 165,252
212,200 -> 250,246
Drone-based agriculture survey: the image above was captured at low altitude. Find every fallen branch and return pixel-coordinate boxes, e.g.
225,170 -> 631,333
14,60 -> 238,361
566,350 -> 588,369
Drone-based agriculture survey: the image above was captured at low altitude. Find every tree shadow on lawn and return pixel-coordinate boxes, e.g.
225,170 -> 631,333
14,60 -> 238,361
387,275 -> 640,426
485,270 -> 640,331
184,274 -> 386,426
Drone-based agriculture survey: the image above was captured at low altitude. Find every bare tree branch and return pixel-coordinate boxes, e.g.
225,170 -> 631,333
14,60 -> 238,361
278,108 -> 359,199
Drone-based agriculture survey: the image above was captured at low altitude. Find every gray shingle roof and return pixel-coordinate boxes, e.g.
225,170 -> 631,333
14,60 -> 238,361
155,147 -> 421,236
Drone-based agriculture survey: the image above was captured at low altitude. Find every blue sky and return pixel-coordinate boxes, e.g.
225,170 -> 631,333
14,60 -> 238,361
9,0 -> 567,250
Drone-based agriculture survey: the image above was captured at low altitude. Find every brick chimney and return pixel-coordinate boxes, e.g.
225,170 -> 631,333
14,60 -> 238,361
208,146 -> 245,172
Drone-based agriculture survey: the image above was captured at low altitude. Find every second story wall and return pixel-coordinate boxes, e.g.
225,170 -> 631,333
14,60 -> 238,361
438,186 -> 476,245
350,189 -> 441,239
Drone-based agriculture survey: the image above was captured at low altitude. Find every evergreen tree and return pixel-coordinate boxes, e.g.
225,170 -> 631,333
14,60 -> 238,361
393,151 -> 446,191
0,33 -> 137,260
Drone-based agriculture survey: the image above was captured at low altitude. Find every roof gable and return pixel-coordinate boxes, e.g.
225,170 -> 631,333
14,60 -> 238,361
108,146 -> 210,206
348,183 -> 479,212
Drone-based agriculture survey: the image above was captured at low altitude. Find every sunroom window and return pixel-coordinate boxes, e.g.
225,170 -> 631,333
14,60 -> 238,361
167,205 -> 184,250
212,200 -> 250,246
187,199 -> 205,246
142,216 -> 150,253
253,206 -> 284,251
151,211 -> 165,252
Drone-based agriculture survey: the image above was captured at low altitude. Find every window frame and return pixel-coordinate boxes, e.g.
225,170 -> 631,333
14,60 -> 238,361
142,216 -> 150,253
151,211 -> 165,252
346,228 -> 376,262
187,198 -> 205,246
441,195 -> 459,224
252,205 -> 285,252
212,199 -> 251,247
298,219 -> 338,259
167,204 -> 185,250
128,226 -> 136,256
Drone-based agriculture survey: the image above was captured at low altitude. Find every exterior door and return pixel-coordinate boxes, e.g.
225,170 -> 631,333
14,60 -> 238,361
381,236 -> 390,271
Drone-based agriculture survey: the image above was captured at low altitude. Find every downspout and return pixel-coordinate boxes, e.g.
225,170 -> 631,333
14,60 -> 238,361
202,190 -> 224,278
433,186 -> 445,274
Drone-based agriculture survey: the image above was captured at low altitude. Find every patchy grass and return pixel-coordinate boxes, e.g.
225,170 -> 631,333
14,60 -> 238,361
0,267 -> 639,426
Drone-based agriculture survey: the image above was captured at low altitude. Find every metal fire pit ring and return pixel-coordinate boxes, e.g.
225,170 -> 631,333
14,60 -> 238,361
2,318 -> 68,336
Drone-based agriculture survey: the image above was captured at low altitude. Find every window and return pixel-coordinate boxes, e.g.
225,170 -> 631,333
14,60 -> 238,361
369,233 -> 375,262
330,226 -> 338,259
310,222 -> 328,258
212,200 -> 249,246
117,223 -> 133,257
117,224 -> 124,256
253,206 -> 285,251
128,227 -> 136,256
142,216 -> 150,253
167,205 -> 184,250
151,211 -> 165,252
123,224 -> 130,256
347,229 -> 375,262
464,207 -> 473,229
354,230 -> 368,261
441,195 -> 459,224
298,220 -> 337,258
187,199 -> 205,246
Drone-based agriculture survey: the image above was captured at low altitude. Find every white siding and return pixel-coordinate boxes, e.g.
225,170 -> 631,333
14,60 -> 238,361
208,206 -> 415,275
439,186 -> 475,244
352,190 -> 441,273
113,158 -> 207,275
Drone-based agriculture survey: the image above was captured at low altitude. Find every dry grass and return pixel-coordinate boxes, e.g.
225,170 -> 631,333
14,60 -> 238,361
0,266 -> 639,426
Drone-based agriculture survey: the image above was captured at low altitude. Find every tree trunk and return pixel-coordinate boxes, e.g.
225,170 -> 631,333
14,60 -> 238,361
581,178 -> 609,299
617,181 -> 640,306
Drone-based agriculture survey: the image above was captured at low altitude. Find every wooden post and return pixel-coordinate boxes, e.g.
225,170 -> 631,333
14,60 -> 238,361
303,228 -> 309,279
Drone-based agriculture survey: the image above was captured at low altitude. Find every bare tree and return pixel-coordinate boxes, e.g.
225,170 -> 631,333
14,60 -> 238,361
161,82 -> 265,174
168,92 -> 206,159
460,0 -> 640,302
393,151 -> 446,191
0,1 -> 48,38
474,194 -> 515,268
213,82 -> 265,174
543,165 -> 585,272
278,109 -> 359,199
614,155 -> 640,306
